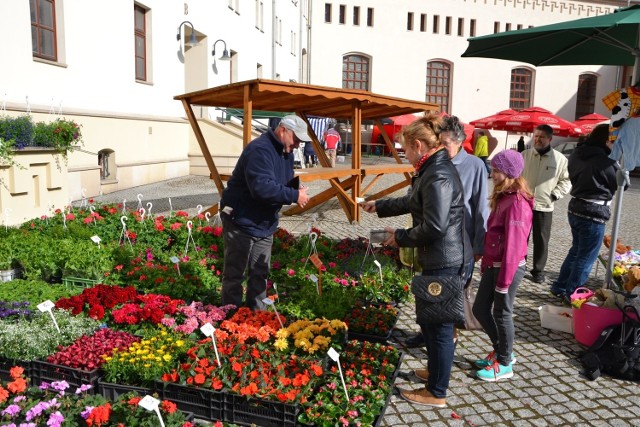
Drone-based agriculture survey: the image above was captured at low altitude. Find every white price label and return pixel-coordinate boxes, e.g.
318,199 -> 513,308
262,298 -> 274,306
356,197 -> 365,203
91,235 -> 101,244
170,256 -> 180,264
37,300 -> 55,312
309,274 -> 318,283
200,322 -> 215,337
327,347 -> 340,361
138,395 -> 160,411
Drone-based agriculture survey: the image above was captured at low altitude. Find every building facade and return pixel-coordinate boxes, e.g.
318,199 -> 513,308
0,0 -> 626,223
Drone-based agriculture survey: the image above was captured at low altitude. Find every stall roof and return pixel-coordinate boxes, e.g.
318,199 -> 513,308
174,79 -> 438,120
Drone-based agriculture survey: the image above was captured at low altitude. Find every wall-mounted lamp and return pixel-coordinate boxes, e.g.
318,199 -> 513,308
176,21 -> 199,47
212,39 -> 231,61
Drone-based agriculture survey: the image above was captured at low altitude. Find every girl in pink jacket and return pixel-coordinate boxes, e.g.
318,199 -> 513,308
472,149 -> 533,381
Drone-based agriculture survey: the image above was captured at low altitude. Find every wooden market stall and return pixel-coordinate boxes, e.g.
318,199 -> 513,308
174,79 -> 438,223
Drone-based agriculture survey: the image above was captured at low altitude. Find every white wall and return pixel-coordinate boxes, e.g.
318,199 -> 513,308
308,0 -> 619,142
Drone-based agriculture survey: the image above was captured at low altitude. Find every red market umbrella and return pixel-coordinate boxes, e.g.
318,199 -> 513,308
572,113 -> 610,135
491,106 -> 583,137
469,109 -> 518,129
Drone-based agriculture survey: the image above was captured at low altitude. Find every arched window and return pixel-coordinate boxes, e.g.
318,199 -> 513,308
342,54 -> 370,90
575,73 -> 598,119
426,61 -> 451,113
510,68 -> 533,110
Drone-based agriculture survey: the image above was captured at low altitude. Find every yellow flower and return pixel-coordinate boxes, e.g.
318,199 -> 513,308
163,354 -> 172,362
175,340 -> 184,347
274,337 -> 289,351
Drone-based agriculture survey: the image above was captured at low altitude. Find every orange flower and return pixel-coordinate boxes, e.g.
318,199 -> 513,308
0,385 -> 8,403
240,382 -> 258,396
7,377 -> 27,394
194,373 -> 206,385
211,378 -> 224,390
9,366 -> 24,379
128,396 -> 142,405
161,400 -> 177,414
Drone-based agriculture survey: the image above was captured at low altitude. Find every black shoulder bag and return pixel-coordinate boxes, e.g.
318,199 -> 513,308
410,216 -> 466,325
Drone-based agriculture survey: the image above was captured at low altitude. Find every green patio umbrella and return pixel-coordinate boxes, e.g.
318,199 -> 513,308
463,5 -> 640,289
462,4 -> 640,77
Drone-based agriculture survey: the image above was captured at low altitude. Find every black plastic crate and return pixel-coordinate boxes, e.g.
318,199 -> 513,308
371,351 -> 404,427
155,380 -> 224,421
223,393 -> 300,427
0,356 -> 30,382
30,360 -> 100,393
97,379 -> 153,400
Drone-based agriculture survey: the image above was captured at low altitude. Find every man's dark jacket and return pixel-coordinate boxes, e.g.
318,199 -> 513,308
221,129 -> 299,237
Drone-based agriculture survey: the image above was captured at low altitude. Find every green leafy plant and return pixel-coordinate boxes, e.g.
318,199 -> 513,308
0,309 -> 100,360
0,278 -> 77,307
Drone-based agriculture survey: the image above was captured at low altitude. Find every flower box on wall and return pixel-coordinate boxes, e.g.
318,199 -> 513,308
155,380 -> 224,421
30,360 -> 100,394
222,393 -> 300,427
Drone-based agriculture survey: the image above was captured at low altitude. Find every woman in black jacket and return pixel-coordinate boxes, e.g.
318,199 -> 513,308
362,113 -> 470,408
550,123 -> 622,300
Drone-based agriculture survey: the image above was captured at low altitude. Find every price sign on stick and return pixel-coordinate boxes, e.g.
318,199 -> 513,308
200,323 -> 221,366
309,274 -> 319,295
91,235 -> 101,249
138,395 -> 165,427
262,298 -> 284,329
37,300 -> 60,333
374,260 -> 383,284
327,347 -> 350,401
309,254 -> 324,295
170,256 -> 181,276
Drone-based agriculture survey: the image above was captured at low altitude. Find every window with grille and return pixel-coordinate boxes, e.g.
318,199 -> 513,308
30,0 -> 57,60
134,5 -> 147,81
339,5 -> 346,24
367,8 -> 374,27
509,68 -> 533,110
575,74 -> 598,119
353,6 -> 360,25
325,3 -> 332,23
426,61 -> 451,114
420,14 -> 427,32
342,55 -> 370,91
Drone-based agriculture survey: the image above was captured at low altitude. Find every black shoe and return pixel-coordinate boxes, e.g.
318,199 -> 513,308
549,288 -> 564,298
405,333 -> 426,348
531,273 -> 546,283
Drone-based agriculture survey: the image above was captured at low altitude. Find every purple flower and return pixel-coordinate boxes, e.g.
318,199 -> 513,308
75,384 -> 92,394
51,381 -> 69,392
81,407 -> 94,420
1,404 -> 21,417
25,402 -> 48,421
13,395 -> 26,403
46,411 -> 64,427
39,382 -> 51,391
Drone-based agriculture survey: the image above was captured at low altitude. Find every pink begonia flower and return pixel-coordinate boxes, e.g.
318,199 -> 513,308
287,269 -> 295,276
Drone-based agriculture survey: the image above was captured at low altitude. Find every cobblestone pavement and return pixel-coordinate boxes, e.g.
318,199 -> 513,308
91,155 -> 640,426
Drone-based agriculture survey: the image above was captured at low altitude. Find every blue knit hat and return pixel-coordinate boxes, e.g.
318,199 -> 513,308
490,150 -> 524,178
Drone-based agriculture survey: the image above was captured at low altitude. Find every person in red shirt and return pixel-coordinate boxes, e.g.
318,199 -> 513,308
323,124 -> 341,167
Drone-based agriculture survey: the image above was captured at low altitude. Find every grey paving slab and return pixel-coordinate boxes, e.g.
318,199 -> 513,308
89,155 -> 640,426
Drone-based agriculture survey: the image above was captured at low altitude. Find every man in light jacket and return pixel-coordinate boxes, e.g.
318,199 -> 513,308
522,124 -> 571,283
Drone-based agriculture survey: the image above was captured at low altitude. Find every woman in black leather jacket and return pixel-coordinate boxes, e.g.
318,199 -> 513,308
362,113 -> 470,408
